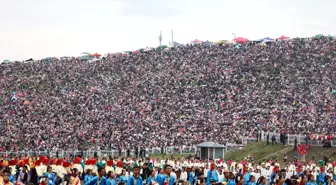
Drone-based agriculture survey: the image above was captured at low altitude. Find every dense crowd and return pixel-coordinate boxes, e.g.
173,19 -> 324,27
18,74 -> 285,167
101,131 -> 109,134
0,36 -> 336,151
0,155 -> 335,185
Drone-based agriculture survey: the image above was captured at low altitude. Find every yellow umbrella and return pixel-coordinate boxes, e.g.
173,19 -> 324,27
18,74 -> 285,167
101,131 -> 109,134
215,40 -> 228,44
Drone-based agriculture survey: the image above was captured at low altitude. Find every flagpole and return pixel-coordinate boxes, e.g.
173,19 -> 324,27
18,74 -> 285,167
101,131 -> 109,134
158,31 -> 162,46
171,29 -> 174,44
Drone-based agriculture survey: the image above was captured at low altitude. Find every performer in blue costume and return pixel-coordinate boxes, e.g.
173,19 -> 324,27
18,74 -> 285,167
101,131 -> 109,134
247,175 -> 256,185
227,172 -> 236,185
306,174 -> 318,185
44,166 -> 56,185
84,169 -> 93,184
206,164 -> 219,185
119,169 -> 128,183
243,168 -> 252,185
317,167 -> 327,185
127,166 -> 143,185
85,167 -> 107,185
106,171 -> 117,185
161,165 -> 176,185
189,167 -> 197,185
146,170 -> 158,185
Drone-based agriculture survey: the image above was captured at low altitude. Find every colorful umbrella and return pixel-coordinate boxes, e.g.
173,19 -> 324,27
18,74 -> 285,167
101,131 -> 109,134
78,55 -> 93,60
173,41 -> 181,46
277,35 -> 289,40
157,45 -> 168,49
191,39 -> 203,44
215,40 -> 228,44
81,52 -> 91,55
234,37 -> 249,43
91,53 -> 101,58
261,37 -> 274,43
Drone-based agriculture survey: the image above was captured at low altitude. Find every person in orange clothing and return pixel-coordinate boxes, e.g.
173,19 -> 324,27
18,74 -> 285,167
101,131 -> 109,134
0,166 -> 4,182
2,169 -> 13,185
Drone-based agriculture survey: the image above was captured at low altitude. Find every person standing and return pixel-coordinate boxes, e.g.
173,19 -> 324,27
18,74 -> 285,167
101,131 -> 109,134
189,167 -> 196,185
84,167 -> 107,185
44,166 -> 56,185
127,166 -> 143,185
266,133 -> 269,145
206,164 -> 218,185
271,135 -> 277,146
71,168 -> 81,185
106,171 -> 117,185
2,170 -> 13,185
18,165 -> 28,184
179,167 -> 188,182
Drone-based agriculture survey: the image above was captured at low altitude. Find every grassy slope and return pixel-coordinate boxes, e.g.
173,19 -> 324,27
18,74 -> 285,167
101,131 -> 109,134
150,143 -> 336,162
285,146 -> 336,161
224,142 -> 291,163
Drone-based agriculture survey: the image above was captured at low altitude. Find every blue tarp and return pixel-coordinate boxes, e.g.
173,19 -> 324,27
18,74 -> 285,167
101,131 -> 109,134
173,41 -> 181,46
261,37 -> 274,43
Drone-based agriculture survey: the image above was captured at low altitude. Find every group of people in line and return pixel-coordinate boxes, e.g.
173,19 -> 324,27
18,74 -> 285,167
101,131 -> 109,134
0,154 -> 335,185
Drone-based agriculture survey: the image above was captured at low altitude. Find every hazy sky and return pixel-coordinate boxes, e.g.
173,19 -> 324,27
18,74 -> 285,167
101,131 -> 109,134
0,0 -> 335,61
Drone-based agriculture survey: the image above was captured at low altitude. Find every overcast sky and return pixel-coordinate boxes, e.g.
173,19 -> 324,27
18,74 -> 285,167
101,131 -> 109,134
0,0 -> 335,61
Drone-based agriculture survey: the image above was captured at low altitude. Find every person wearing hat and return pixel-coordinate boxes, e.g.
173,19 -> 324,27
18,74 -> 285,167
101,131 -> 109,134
55,159 -> 64,179
73,158 -> 83,174
115,160 -> 123,175
106,160 -> 114,175
127,166 -> 142,185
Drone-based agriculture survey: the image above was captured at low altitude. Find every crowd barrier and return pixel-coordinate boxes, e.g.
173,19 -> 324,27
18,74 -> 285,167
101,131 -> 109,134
0,132 -> 332,158
259,132 -> 336,147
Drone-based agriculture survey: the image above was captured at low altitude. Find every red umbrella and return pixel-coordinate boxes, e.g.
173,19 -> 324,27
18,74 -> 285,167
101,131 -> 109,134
91,53 -> 101,58
234,37 -> 249,43
277,35 -> 289,40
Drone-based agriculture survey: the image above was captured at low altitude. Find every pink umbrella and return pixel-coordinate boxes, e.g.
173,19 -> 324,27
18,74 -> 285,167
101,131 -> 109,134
277,35 -> 289,40
91,53 -> 101,58
234,37 -> 249,43
191,39 -> 203,43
